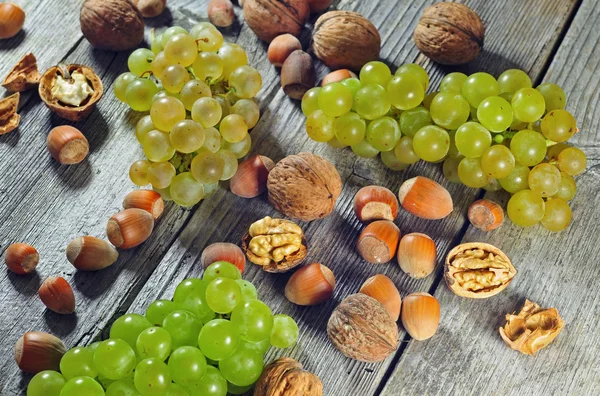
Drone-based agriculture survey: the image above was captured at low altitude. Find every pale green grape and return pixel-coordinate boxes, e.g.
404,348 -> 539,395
546,142 -> 570,161
231,99 -> 260,129
150,52 -> 170,80
128,48 -> 154,77
129,160 -> 151,186
509,129 -> 547,166
180,80 -> 211,110
162,310 -> 203,349
151,34 -> 163,54
394,136 -> 420,164
110,314 -> 153,350
93,339 -> 136,380
230,300 -> 273,342
173,279 -> 214,322
143,130 -> 176,162
270,314 -> 298,348
203,261 -> 241,282
215,149 -> 238,180
240,339 -> 270,356
497,69 -> 532,94
477,96 -> 513,132
174,278 -> 206,304
381,150 -> 410,171
162,65 -> 190,93
28,370 -> 65,396
189,365 -> 227,396
218,43 -> 248,78
351,139 -> 380,158
511,88 -> 545,122
454,122 -> 491,158
145,299 -> 176,326
360,61 -> 391,87
114,72 -> 136,102
557,147 -> 587,175
134,358 -> 171,396
106,379 -> 139,396
554,171 -> 577,201
221,133 -> 251,159
60,347 -> 97,380
229,65 -> 262,98
150,96 -> 186,132
540,109 -> 576,142
168,346 -> 207,387
228,382 -> 253,395
430,92 -> 470,129
236,280 -> 257,302
412,125 -> 450,162
192,25 -> 223,53
170,172 -> 206,207
161,26 -> 188,46
327,136 -> 347,148
458,157 -> 489,188
147,161 -> 176,189
480,145 -> 515,179
422,91 -> 438,110
218,348 -> 263,387
205,278 -> 242,314
59,377 -> 104,396
507,189 -> 545,227
440,72 -> 467,93
528,163 -> 561,197
499,163 -> 530,193
536,82 -> 566,111
220,114 -> 248,143
443,155 -> 463,184
136,327 -> 171,361
341,77 -> 361,99
136,115 -> 155,143
192,52 -> 224,82
126,78 -> 159,112
154,186 -> 173,202
192,97 -> 222,128
301,87 -> 321,116
170,120 -> 205,153
202,127 -> 222,153
462,72 -> 500,108
366,116 -> 401,151
164,33 -> 197,67
334,112 -> 365,146
198,319 -> 240,361
387,74 -> 424,110
354,84 -> 391,120
191,150 -> 224,183
399,106 -> 432,137
318,82 -> 353,117
483,178 -> 502,192
152,90 -> 180,103
541,197 -> 572,231
306,110 -> 335,142
395,63 -> 429,90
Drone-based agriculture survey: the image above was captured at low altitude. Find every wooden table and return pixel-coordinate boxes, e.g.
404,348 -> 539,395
1,0 -> 599,394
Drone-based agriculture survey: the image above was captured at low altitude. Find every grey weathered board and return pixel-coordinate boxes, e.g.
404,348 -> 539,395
0,0 -> 594,395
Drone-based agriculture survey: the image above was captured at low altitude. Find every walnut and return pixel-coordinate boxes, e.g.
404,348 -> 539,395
499,299 -> 564,356
0,92 -> 20,135
80,0 -> 144,51
2,53 -> 40,92
267,152 -> 342,221
243,0 -> 310,43
312,11 -> 380,71
242,216 -> 307,273
413,2 -> 484,65
327,293 -> 398,362
254,357 -> 323,396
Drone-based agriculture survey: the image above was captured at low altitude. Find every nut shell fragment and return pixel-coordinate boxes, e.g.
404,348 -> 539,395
0,92 -> 20,135
2,53 -> 40,92
499,299 -> 564,356
444,242 -> 516,298
254,357 -> 323,396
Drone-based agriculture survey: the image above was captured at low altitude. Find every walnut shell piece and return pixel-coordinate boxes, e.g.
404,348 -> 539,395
2,53 -> 40,92
327,293 -> 399,362
0,92 -> 20,135
254,357 -> 323,396
444,242 -> 516,299
80,0 -> 144,51
499,299 -> 564,356
312,11 -> 381,71
413,2 -> 484,65
39,64 -> 103,122
242,216 -> 307,273
243,0 -> 310,43
267,152 -> 342,221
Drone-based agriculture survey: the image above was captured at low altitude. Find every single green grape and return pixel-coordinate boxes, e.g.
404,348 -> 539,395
231,99 -> 260,129
93,339 -> 136,380
161,26 -> 188,46
128,48 -> 154,77
334,111 -> 365,146
429,92 -> 470,129
147,161 -> 176,189
145,299 -> 177,326
59,377 -> 104,396
412,125 -> 450,162
541,197 -> 572,231
110,314 -> 152,350
509,129 -> 547,166
191,150 -> 224,184
557,147 -> 587,175
27,370 -> 65,396
395,63 -> 429,90
318,82 -> 353,117
180,80 -> 211,111
306,110 -> 335,142
511,88 -> 546,122
150,52 -> 170,80
499,163 -> 530,193
205,278 -> 242,314
528,163 -> 561,197
462,72 -> 500,108
60,347 -> 97,380
203,261 -> 241,283
198,319 -> 240,361
554,171 -> 577,201
270,314 -> 298,348
134,358 -> 171,396
216,149 -> 238,181
218,42 -> 248,78
192,51 -> 224,82
236,280 -> 257,302
126,78 -> 159,112
162,310 -> 203,349
192,24 -> 224,52
129,160 -> 151,186
458,157 -> 489,188
507,189 -> 545,227
170,172 -> 206,207
394,136 -> 420,164
143,130 -> 176,162
222,133 -> 252,159
497,69 -> 532,94
170,120 -> 205,153
341,77 -> 361,100
366,116 -> 401,151
168,346 -> 207,387
218,348 -> 263,387
191,97 -> 222,128
480,145 -> 515,179
381,150 -> 410,171
173,279 -> 214,322
162,65 -> 190,93
230,300 -> 273,342
164,33 -> 198,67
301,87 -> 321,116
351,139 -> 380,158
174,278 -> 205,302
105,378 -> 139,396
440,72 -> 467,93
150,96 -> 186,132
443,155 -> 463,184
399,106 -> 432,137
136,327 -> 172,361
477,96 -> 513,132
540,109 -> 577,142
360,61 -> 392,87
354,84 -> 391,120
454,122 -> 491,158
229,65 -> 262,98
387,74 -> 425,110
187,365 -> 227,396
536,82 -> 566,111
136,115 -> 155,143
114,72 -> 137,102
220,114 -> 248,143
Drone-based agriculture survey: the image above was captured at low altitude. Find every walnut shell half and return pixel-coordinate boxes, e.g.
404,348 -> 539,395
444,242 -> 516,298
254,357 -> 323,396
39,64 -> 103,122
0,92 -> 20,135
327,293 -> 399,362
2,53 -> 40,92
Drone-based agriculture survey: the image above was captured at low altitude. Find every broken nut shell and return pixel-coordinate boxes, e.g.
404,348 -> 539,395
0,92 -> 20,135
2,53 -> 40,92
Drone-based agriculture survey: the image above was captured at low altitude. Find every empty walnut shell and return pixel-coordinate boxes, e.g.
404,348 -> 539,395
0,92 -> 20,135
499,299 -> 564,356
267,152 -> 342,221
327,293 -> 398,362
2,53 -> 40,92
39,64 -> 103,122
254,357 -> 323,396
444,242 -> 516,299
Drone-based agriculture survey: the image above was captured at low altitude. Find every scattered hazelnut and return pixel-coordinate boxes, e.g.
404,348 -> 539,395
47,126 -> 89,165
280,50 -> 316,100
397,233 -> 437,278
230,155 -> 275,198
468,199 -> 504,232
401,292 -> 440,341
255,357 -> 323,396
308,0 -> 332,14
4,243 -> 38,275
133,0 -> 167,18
38,277 -> 76,314
66,236 -> 119,271
0,3 -> 25,39
354,185 -> 399,223
356,220 -> 400,264
268,34 -> 302,67
106,208 -> 154,249
398,176 -> 453,220
208,0 -> 235,27
321,69 -> 356,86
359,274 -> 401,321
123,189 -> 165,220
2,53 -> 40,92
80,0 -> 144,51
243,0 -> 309,42
200,242 -> 246,272
0,92 -> 20,135
14,332 -> 67,373
285,263 -> 335,306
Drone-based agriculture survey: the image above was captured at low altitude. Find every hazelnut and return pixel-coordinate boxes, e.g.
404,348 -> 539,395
14,332 -> 67,373
401,292 -> 440,341
308,0 -> 332,14
0,92 -> 20,135
38,277 -> 76,314
267,152 -> 342,221
254,357 -> 323,396
414,2 -> 484,65
80,0 -> 144,51
106,208 -> 154,249
0,3 -> 25,39
280,50 -> 316,100
4,243 -> 38,275
230,155 -> 275,198
468,199 -> 504,232
133,0 -> 167,18
47,126 -> 89,165
66,236 -> 119,271
123,189 -> 165,220
397,233 -> 437,278
200,242 -> 246,272
359,274 -> 401,321
2,53 -> 40,92
321,69 -> 356,86
268,34 -> 302,67
354,185 -> 399,223
208,0 -> 235,27
356,220 -> 400,264
327,293 -> 398,362
243,0 -> 309,43
398,176 -> 453,220
285,263 -> 335,306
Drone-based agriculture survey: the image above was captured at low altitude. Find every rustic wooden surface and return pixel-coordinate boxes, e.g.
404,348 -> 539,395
0,0 -> 597,394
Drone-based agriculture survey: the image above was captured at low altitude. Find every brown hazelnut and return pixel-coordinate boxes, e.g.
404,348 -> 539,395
401,292 -> 440,341
254,357 -> 323,396
2,53 -> 40,92
243,0 -> 309,43
4,243 -> 38,274
0,3 -> 25,39
200,242 -> 246,272
208,0 -> 235,28
80,0 -> 144,51
123,189 -> 165,220
280,50 -> 316,100
133,0 -> 167,18
397,233 -> 436,278
268,34 -> 302,67
398,176 -> 453,220
356,220 -> 400,264
354,185 -> 399,223
468,199 -> 504,232
359,274 -> 401,321
47,126 -> 89,165
285,263 -> 335,306
230,155 -> 275,198
14,332 -> 67,373
0,92 -> 20,135
106,208 -> 154,249
321,69 -> 356,86
38,277 -> 76,314
66,236 -> 119,271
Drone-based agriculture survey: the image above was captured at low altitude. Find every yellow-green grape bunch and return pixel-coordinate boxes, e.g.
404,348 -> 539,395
115,22 -> 263,207
301,62 -> 586,231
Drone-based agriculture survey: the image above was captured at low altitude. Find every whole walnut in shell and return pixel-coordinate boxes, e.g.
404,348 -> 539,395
327,293 -> 399,362
243,0 -> 309,43
267,152 -> 342,222
80,0 -> 144,51
254,357 -> 323,396
413,2 -> 484,65
312,11 -> 380,71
